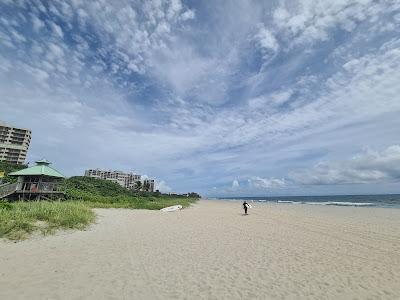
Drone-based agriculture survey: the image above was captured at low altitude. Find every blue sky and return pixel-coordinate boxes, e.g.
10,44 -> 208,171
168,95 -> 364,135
1,0 -> 400,196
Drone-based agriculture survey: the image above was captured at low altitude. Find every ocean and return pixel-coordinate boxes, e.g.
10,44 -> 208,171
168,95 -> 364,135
217,194 -> 400,208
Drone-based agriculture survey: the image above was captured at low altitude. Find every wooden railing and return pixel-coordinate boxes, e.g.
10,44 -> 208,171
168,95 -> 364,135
0,182 -> 18,198
18,182 -> 65,193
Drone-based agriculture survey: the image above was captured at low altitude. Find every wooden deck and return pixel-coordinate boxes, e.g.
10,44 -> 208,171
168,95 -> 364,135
0,182 -> 18,199
3,181 -> 65,200
14,190 -> 65,194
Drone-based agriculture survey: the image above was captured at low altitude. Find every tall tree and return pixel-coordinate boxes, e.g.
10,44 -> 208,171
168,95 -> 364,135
135,181 -> 142,192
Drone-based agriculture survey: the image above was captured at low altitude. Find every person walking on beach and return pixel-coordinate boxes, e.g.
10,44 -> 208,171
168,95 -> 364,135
243,201 -> 249,215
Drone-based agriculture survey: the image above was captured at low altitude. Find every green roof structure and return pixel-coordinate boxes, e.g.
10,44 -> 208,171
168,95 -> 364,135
9,159 -> 65,178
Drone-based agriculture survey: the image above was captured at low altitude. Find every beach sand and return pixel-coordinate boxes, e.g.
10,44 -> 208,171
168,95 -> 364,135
1,200 -> 400,299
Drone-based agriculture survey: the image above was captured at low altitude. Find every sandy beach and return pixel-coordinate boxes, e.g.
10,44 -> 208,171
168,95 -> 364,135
1,200 -> 400,299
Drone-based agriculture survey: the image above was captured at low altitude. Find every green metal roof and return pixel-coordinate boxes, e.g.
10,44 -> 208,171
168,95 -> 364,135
35,159 -> 51,165
9,160 -> 64,178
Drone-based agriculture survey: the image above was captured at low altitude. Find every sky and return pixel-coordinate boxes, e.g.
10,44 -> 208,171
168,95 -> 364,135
1,0 -> 400,196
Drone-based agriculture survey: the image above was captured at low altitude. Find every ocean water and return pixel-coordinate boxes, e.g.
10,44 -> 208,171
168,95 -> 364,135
217,194 -> 400,208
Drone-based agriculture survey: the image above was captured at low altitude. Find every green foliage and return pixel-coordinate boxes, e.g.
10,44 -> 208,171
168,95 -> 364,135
0,201 -> 13,210
0,176 -> 199,240
143,181 -> 150,192
0,201 -> 95,240
82,196 -> 196,210
63,176 -> 199,210
64,176 -> 131,197
188,192 -> 201,198
0,161 -> 27,183
134,180 -> 142,192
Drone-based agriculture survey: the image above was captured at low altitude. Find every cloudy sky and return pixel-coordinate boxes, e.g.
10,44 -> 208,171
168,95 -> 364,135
1,0 -> 400,196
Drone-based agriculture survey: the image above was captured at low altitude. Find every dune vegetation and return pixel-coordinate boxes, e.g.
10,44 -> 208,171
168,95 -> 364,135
0,175 -> 199,240
64,176 -> 198,209
0,201 -> 95,240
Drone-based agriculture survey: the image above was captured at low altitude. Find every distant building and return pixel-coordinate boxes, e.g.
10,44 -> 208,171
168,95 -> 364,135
84,169 -> 154,192
85,169 -> 133,188
125,173 -> 141,190
143,179 -> 155,192
0,121 -> 31,165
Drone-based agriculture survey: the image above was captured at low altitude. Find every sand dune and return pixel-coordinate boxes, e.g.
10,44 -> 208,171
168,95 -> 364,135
1,200 -> 400,299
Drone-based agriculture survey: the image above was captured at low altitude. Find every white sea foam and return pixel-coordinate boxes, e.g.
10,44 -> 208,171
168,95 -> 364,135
305,201 -> 374,207
214,198 -> 239,202
275,200 -> 375,207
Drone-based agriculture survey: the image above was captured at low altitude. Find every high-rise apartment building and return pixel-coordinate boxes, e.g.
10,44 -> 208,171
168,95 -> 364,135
84,169 -> 151,191
0,121 -> 31,165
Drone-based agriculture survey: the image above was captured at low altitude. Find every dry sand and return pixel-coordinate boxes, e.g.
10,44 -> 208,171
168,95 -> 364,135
1,200 -> 400,299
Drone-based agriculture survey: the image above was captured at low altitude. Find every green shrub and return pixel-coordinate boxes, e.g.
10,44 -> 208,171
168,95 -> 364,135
0,161 -> 27,183
64,176 -> 198,209
0,201 -> 13,210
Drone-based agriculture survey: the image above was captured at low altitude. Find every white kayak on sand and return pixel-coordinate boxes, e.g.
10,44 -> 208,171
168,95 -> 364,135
160,205 -> 183,212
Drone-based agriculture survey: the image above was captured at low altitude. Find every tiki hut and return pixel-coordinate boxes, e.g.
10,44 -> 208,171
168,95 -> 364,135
8,159 -> 65,200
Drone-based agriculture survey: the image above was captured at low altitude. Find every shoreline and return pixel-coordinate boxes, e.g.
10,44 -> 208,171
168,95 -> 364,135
1,199 -> 399,299
206,196 -> 400,209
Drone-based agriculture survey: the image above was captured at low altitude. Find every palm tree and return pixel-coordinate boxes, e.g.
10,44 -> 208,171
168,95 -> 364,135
135,181 -> 142,192
143,181 -> 150,192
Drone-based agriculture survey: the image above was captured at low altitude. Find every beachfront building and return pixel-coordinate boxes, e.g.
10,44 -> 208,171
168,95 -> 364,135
84,169 -> 153,192
84,169 -> 130,187
143,179 -> 155,192
0,121 -> 31,165
125,173 -> 142,189
3,159 -> 65,200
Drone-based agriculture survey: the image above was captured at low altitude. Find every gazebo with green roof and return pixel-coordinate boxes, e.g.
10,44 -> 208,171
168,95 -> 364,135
8,159 -> 65,200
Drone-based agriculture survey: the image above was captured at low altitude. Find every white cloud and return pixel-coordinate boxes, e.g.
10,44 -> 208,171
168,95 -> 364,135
155,180 -> 172,193
270,90 -> 293,105
180,9 -> 195,21
290,145 -> 400,185
1,0 -> 400,196
150,43 -> 215,97
168,0 -> 182,19
10,29 -> 26,43
255,27 -> 279,52
248,89 -> 293,109
51,22 -> 64,38
48,43 -> 64,59
271,0 -> 398,46
31,15 -> 45,32
31,68 -> 50,82
248,177 -> 286,189
232,179 -> 240,189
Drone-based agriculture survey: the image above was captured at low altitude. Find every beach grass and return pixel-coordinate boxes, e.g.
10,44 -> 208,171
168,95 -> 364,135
0,201 -> 95,240
0,196 -> 197,240
0,177 -> 198,240
82,196 -> 196,209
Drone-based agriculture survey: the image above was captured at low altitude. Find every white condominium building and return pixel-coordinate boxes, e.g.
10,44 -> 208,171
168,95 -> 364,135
84,169 -> 153,191
0,121 -> 31,165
